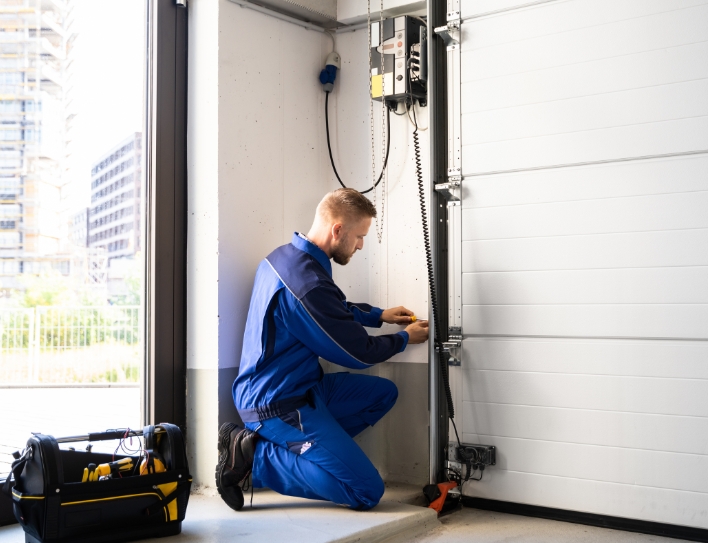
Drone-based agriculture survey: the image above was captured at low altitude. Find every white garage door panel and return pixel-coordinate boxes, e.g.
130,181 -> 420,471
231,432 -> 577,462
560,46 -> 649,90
463,116 -> 708,175
461,338 -> 708,379
461,370 -> 708,417
462,402 -> 708,455
460,0 -> 708,41
460,2 -> 708,81
462,155 -> 708,209
462,304 -> 708,338
454,0 -> 708,525
460,470 -> 708,529
462,191 -> 708,241
463,41 -> 708,114
464,80 -> 708,145
460,0 -> 554,19
462,230 -> 708,272
461,267 -> 708,305
459,434 -> 708,494
460,2 -> 708,174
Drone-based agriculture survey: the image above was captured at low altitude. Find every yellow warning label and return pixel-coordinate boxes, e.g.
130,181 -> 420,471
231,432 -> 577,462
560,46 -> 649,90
371,74 -> 383,99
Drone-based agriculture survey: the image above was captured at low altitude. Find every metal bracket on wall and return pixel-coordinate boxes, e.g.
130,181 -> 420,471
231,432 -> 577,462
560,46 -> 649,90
434,177 -> 461,201
440,326 -> 462,366
434,20 -> 460,48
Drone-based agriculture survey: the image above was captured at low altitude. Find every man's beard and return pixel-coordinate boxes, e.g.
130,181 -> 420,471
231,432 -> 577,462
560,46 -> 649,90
331,235 -> 354,265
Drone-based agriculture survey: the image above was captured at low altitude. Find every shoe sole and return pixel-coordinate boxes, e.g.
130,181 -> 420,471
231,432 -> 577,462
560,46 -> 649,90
216,422 -> 244,511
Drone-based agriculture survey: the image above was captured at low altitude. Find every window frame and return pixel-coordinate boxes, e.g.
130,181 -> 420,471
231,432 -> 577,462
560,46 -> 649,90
143,0 -> 189,429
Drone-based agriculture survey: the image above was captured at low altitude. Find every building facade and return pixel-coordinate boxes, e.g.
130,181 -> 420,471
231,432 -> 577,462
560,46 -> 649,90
0,0 -> 75,285
69,206 -> 87,248
87,132 -> 141,261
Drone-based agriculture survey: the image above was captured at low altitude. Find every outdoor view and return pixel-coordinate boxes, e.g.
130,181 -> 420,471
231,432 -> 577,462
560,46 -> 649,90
0,0 -> 147,474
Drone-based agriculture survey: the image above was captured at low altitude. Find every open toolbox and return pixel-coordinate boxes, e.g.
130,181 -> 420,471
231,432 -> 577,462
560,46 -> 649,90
3,424 -> 192,543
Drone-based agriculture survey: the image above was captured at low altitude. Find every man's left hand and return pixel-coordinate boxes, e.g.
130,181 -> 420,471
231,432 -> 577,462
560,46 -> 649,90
380,306 -> 416,325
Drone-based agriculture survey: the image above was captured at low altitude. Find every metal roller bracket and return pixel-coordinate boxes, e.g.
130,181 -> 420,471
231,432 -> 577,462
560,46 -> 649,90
434,178 -> 461,201
439,326 -> 462,366
434,20 -> 460,48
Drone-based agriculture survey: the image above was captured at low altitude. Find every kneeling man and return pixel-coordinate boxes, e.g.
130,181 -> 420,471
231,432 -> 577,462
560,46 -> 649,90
216,188 -> 429,511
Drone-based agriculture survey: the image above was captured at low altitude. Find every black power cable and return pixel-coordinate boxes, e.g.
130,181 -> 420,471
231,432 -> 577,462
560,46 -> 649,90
325,91 -> 391,195
411,103 -> 460,454
324,73 -> 461,468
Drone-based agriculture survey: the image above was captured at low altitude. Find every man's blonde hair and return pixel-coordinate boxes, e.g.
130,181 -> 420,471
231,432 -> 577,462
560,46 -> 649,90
318,188 -> 377,222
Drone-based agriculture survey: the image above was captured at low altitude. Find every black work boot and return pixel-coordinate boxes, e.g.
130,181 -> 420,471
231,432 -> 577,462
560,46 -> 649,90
215,422 -> 258,511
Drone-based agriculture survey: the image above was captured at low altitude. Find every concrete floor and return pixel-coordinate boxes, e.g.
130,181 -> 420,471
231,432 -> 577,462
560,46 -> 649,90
1,487 -> 698,543
412,507 -> 694,543
0,483 -> 437,543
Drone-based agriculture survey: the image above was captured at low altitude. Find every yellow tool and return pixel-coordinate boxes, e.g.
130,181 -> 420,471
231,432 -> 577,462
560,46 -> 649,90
410,315 -> 417,322
140,456 -> 166,475
82,457 -> 134,482
81,463 -> 96,483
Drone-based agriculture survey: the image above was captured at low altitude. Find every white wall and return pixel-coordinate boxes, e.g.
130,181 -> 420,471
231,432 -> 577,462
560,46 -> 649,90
337,0 -> 426,24
327,28 -> 430,364
187,3 -> 435,486
324,28 -> 433,484
217,0 -> 332,375
187,0 -> 332,486
454,0 -> 708,528
186,0 -> 220,488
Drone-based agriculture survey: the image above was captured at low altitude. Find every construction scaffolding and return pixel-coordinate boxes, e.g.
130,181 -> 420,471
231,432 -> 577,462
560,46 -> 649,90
0,0 -> 76,289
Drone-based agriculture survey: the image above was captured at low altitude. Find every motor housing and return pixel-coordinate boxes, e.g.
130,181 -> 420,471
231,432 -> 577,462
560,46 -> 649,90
370,16 -> 427,107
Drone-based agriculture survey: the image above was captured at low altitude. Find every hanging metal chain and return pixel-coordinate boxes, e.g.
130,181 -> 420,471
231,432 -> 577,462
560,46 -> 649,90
367,0 -> 377,227
374,0 -> 386,243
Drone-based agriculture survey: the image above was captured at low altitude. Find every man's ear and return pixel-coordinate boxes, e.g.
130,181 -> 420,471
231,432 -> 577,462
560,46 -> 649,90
331,223 -> 344,240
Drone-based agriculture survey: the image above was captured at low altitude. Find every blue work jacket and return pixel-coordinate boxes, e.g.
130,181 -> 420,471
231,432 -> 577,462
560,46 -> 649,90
233,233 -> 409,417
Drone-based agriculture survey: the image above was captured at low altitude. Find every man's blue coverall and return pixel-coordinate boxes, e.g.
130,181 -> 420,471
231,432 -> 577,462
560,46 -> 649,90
233,233 -> 410,510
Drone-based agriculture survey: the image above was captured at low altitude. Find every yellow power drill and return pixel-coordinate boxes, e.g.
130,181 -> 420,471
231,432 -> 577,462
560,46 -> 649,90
82,457 -> 134,482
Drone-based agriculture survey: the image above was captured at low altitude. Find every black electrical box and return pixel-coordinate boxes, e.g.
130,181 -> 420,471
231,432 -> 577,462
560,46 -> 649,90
454,444 -> 496,467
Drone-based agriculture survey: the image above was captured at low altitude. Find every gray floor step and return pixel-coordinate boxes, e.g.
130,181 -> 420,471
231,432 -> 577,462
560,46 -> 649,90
0,484 -> 438,543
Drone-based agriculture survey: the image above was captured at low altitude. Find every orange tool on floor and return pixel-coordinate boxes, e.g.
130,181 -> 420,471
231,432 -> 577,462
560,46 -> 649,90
427,481 -> 458,513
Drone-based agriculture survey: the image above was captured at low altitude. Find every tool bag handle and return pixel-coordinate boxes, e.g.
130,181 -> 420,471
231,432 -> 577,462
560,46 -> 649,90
45,424 -> 182,444
55,427 -> 176,444
54,429 -> 144,444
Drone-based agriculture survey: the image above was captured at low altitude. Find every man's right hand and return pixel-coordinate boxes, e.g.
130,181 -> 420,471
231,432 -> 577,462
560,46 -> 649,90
404,320 -> 429,344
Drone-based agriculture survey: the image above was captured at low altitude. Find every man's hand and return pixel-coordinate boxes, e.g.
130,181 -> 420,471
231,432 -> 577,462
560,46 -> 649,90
380,306 -> 416,324
405,320 -> 429,344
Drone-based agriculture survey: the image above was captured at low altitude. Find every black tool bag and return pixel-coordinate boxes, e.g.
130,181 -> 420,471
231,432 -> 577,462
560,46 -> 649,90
2,424 -> 192,543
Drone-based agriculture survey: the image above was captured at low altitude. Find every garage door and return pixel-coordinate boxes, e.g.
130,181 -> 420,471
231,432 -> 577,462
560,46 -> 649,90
447,0 -> 708,528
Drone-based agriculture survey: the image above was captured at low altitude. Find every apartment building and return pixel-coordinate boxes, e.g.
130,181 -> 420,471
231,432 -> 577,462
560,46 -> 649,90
87,132 -> 141,261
